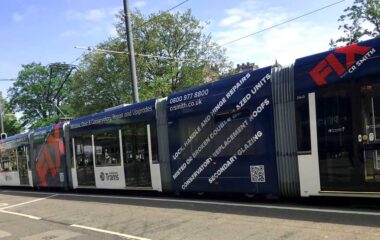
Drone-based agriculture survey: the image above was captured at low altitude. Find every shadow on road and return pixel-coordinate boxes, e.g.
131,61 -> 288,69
2,187 -> 380,228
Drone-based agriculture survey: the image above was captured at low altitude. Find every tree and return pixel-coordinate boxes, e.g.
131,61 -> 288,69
71,9 -> 232,116
124,10 -> 231,98
0,93 -> 23,136
333,0 -> 380,45
8,62 -> 75,129
70,39 -> 132,116
328,39 -> 338,50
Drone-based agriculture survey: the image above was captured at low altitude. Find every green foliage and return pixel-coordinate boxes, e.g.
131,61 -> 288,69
328,39 -> 338,50
30,115 -> 60,129
3,114 -> 23,136
0,94 -> 23,135
71,9 -> 232,116
70,39 -> 131,116
8,9 -> 232,125
333,0 -> 380,45
8,62 -> 74,129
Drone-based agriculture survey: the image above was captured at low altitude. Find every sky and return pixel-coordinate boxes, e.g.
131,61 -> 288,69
0,0 -> 355,99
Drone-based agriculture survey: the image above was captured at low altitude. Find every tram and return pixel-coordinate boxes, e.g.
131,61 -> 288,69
1,37 -> 380,198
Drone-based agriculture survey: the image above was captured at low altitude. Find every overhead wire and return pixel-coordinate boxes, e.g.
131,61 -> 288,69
76,0 -> 192,62
0,79 -> 16,81
220,0 -> 345,46
126,0 -> 190,35
74,46 -> 195,62
5,1 -> 187,83
68,54 -> 83,65
0,54 -> 81,83
164,0 -> 189,12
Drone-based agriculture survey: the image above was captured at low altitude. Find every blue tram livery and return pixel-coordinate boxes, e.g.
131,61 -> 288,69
1,37 -> 380,198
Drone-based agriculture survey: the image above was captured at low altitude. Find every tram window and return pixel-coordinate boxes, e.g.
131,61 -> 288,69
136,124 -> 149,163
213,110 -> 254,157
69,139 -> 74,167
0,149 -> 9,172
75,140 -> 83,166
123,125 -> 135,163
214,109 -> 251,123
32,132 -> 46,161
0,150 -> 2,172
149,123 -> 159,163
177,115 -> 212,159
295,94 -> 311,153
373,97 -> 380,139
17,145 -> 29,172
94,131 -> 121,166
9,149 -> 17,171
75,136 -> 93,168
0,161 -> 9,172
122,124 -> 150,164
1,149 -> 18,171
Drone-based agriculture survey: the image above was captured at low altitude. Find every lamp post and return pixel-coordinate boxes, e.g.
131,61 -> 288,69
0,105 -> 4,134
0,91 -> 4,133
0,96 -> 6,140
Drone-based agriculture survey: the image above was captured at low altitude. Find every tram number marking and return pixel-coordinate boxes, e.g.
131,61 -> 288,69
250,165 -> 265,183
59,173 -> 65,182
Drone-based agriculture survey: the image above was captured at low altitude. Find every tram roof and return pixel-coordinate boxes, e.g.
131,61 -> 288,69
0,132 -> 29,144
294,37 -> 380,95
69,99 -> 156,131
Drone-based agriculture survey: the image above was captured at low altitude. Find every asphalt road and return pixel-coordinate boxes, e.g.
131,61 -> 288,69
0,189 -> 380,240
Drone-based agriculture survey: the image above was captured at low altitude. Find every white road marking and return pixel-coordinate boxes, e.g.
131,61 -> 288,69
0,209 -> 41,220
71,224 -> 151,240
21,229 -> 82,240
1,190 -> 54,195
3,190 -> 380,216
0,230 -> 11,238
0,194 -> 58,210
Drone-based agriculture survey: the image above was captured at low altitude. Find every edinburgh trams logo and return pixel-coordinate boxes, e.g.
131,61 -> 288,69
100,172 -> 106,181
310,43 -> 376,85
99,172 -> 119,181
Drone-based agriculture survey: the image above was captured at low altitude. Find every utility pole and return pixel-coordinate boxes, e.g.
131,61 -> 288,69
123,0 -> 139,103
0,103 -> 4,134
0,92 -> 6,139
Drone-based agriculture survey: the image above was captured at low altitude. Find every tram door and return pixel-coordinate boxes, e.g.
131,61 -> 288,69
358,82 -> 380,189
17,146 -> 29,185
123,123 -> 152,188
316,83 -> 360,191
317,79 -> 380,192
74,136 -> 95,186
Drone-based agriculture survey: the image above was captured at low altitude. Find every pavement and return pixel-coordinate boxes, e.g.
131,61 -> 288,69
0,189 -> 379,239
